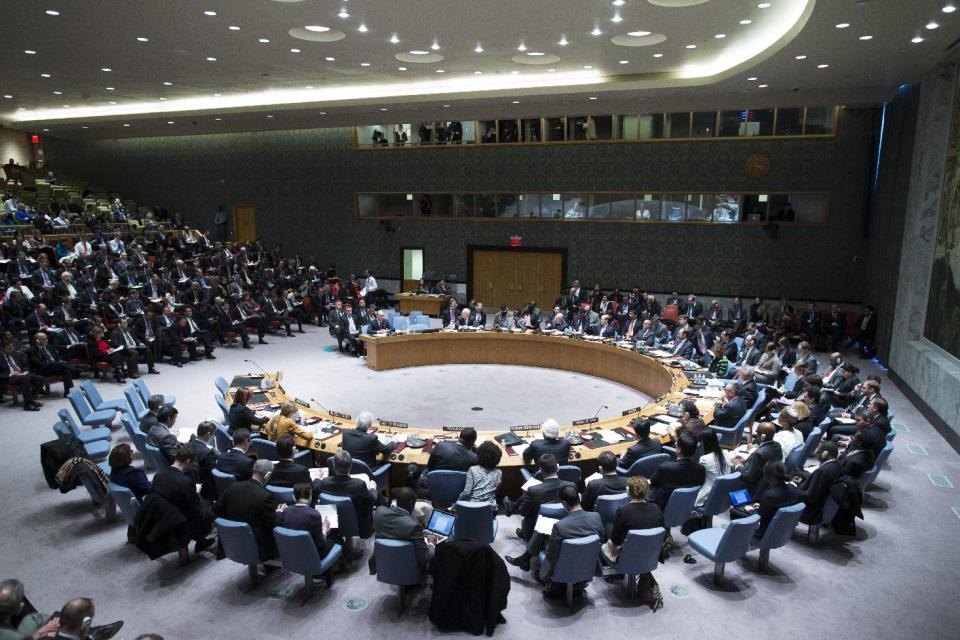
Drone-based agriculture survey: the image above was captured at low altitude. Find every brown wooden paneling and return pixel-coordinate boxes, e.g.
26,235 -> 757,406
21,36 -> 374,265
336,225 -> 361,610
472,249 -> 562,311
232,204 -> 257,244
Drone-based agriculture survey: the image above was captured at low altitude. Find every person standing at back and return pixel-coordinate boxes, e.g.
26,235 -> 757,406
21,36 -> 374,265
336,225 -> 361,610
213,205 -> 227,242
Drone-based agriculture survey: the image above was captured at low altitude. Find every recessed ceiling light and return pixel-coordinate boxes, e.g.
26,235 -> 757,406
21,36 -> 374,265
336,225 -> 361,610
24,49 -> 36,54
442,104 -> 450,108
213,92 -> 221,97
528,51 -> 545,56
40,73 -> 51,78
474,42 -> 483,52
558,35 -> 568,46
512,100 -> 520,104
431,41 -> 440,50
42,128 -> 49,132
589,96 -> 598,100
229,26 -> 240,31
795,54 -> 807,60
81,126 -> 88,129
2,95 -> 11,99
105,86 -> 115,90
474,70 -> 482,74
548,68 -> 556,72
409,50 -> 428,55
911,36 -> 925,43
358,23 -> 368,33
136,37 -> 148,42
167,121 -> 174,124
337,8 -> 350,18
611,13 -> 623,23
510,70 -> 519,74
747,76 -> 758,80
305,85 -> 314,89
686,44 -> 697,48
583,65 -> 592,69
944,4 -> 957,13
206,56 -> 217,61
163,81 -> 173,85
817,63 -> 829,68
398,66 -> 407,71
45,10 -> 59,16
158,97 -> 167,101
101,67 -> 111,72
318,111 -> 327,115
436,69 -> 445,73
926,21 -> 939,29
612,0 -> 625,6
266,115 -> 274,118
305,25 -> 330,32
740,19 -> 752,25
628,30 -> 651,36
203,10 -> 216,16
835,23 -> 849,29
653,53 -> 663,58
591,26 -> 602,36
122,123 -> 130,126
214,117 -> 222,121
290,48 -> 301,53
619,59 -> 629,64
360,62 -> 371,67
380,107 -> 388,111
859,34 -> 873,40
758,2 -> 771,8
758,84 -> 768,88
258,38 -> 270,43
325,56 -> 335,61
390,33 -> 400,44
517,42 -> 527,51
108,101 -> 117,104
714,33 -> 726,39
52,91 -> 62,95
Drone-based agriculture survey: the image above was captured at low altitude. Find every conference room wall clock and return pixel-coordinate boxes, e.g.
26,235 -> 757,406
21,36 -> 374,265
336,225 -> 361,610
745,154 -> 770,178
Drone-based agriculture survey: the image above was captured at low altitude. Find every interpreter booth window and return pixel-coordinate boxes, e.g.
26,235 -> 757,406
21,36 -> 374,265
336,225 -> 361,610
435,121 -> 466,144
634,195 -> 660,220
665,112 -> 691,139
617,115 -> 639,140
456,120 -> 477,144
415,122 -> 435,145
661,195 -> 688,221
767,194 -> 827,223
544,117 -> 565,141
498,119 -> 519,143
517,194 -> 544,218
356,195 -> 378,217
719,110 -> 744,137
453,194 -> 475,217
544,194 -> 564,219
478,120 -> 497,143
563,195 -> 588,219
380,194 -> 414,216
392,124 -> 412,146
496,194 -> 520,217
743,195 -> 770,222
804,107 -> 835,134
776,108 -> 803,136
713,195 -> 742,222
567,116 -> 588,141
358,124 -> 392,147
691,112 -> 717,137
476,194 -> 497,217
586,195 -> 610,219
521,119 -> 542,142
638,113 -> 664,139
750,109 -> 775,136
684,194 -> 714,220
416,193 -> 452,216
593,194 -> 635,220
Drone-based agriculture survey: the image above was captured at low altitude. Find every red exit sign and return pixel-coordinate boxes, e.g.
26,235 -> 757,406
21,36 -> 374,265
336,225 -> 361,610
510,235 -> 522,247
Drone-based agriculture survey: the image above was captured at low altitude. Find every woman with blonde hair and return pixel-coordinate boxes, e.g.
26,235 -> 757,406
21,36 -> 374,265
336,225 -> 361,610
774,401 -> 808,461
264,401 -> 314,443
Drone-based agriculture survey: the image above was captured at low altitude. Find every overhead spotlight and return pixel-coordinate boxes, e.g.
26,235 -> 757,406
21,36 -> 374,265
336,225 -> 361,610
45,9 -> 60,15
136,37 -> 149,42
290,48 -> 301,53
611,13 -> 623,23
943,4 -> 957,13
358,23 -> 368,33
758,2 -> 771,8
653,53 -> 663,58
337,8 -> 350,18
835,23 -> 850,28
398,66 -> 407,70
795,54 -> 807,59
474,70 -> 483,74
517,42 -> 527,51
911,35 -> 925,43
258,38 -> 270,43
858,34 -> 873,40
24,49 -> 36,54
325,56 -> 335,61
203,10 -> 216,16
628,30 -> 651,36
583,65 -> 592,69
925,21 -> 939,29
474,42 -> 483,52
163,81 -> 173,85
619,60 -> 629,64
558,35 -> 569,46
390,33 -> 400,44
206,56 -> 217,61
740,19 -> 752,25
229,26 -> 240,31
686,44 -> 697,48
758,83 -> 768,88
305,25 -> 330,32
589,96 -> 598,100
612,0 -> 625,6
715,33 -> 726,38
591,26 -> 602,36
747,76 -> 758,80
431,40 -> 440,50
512,100 -> 520,104
817,64 -> 830,68
360,62 -> 371,67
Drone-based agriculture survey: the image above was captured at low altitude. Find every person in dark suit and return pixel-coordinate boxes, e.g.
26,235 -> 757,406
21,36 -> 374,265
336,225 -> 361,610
540,486 -> 605,584
110,317 -> 158,377
139,394 -> 163,433
822,363 -> 861,408
188,421 -> 220,501
368,310 -> 392,334
731,422 -> 783,495
227,387 -> 268,435
741,461 -> 799,538
327,300 -> 349,352
341,412 -> 393,468
108,443 -> 152,502
468,302 -> 487,327
796,441 -> 842,524
649,434 -> 706,510
522,419 -> 570,467
504,454 -> 576,571
712,382 -> 747,428
855,306 -> 877,356
440,299 -> 460,330
0,342 -> 43,411
370,487 -> 434,581
151,447 -> 214,546
267,436 -> 311,488
581,451 -> 627,512
736,366 -> 760,407
216,429 -> 256,481
839,431 -> 876,479
427,428 -> 478,472
618,418 -> 663,469
602,475 -> 664,564
214,459 -> 280,560
681,294 -> 704,321
670,329 -> 695,360
147,406 -> 181,464
276,482 -> 337,559
26,331 -> 74,397
319,450 -> 379,540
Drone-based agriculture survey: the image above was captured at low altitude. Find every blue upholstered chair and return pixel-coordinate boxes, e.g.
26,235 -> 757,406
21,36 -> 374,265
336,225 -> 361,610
317,493 -> 363,540
134,378 -> 175,407
249,438 -> 279,461
452,500 -> 498,544
326,457 -> 391,492
539,502 -> 567,520
694,472 -> 743,523
214,376 -> 229,398
123,386 -> 149,421
215,394 -> 230,423
807,497 -> 840,543
662,485 -> 700,530
143,443 -> 170,470
78,472 -> 117,522
67,391 -> 116,429
107,482 -> 140,527
709,410 -> 753,448
213,421 -> 233,453
423,470 -> 467,509
862,442 -> 894,490
119,413 -> 150,464
215,518 -> 261,587
58,408 -> 111,443
266,485 -> 294,504
53,421 -> 109,462
212,469 -> 236,497
538,534 -> 601,611
616,453 -> 670,478
80,380 -> 128,413
751,502 -> 805,570
687,514 -> 761,584
522,464 -> 583,484
392,316 -> 408,331
612,527 -> 667,597
374,539 -> 421,615
273,527 -> 343,604
785,427 -> 822,475
594,493 -> 628,536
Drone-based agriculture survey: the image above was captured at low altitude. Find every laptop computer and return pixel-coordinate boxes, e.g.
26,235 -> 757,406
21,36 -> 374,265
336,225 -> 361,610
729,488 -> 752,507
424,509 -> 456,541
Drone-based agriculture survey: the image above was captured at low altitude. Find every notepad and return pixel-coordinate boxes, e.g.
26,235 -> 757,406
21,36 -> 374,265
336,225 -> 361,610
315,503 -> 339,529
534,515 -> 559,536
520,477 -> 542,492
309,467 -> 329,481
596,429 -> 624,444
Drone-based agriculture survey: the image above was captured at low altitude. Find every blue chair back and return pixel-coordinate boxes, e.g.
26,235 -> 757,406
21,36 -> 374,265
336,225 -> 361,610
782,372 -> 799,392
215,518 -> 260,566
80,379 -> 105,409
393,316 -> 408,331
124,386 -> 148,420
557,465 -> 582,484
144,443 -> 170,470
875,441 -> 894,468
214,422 -> 233,453
539,502 -> 566,520
886,430 -> 897,442
133,378 -> 150,405
67,390 -> 93,421
215,394 -> 230,423
699,472 -> 743,518
423,470 -> 467,509
551,535 -> 601,584
619,453 -> 670,478
107,482 -> 140,525
409,311 -> 425,322
120,412 -> 150,459
410,323 -> 430,332
266,485 -> 294,504
58,408 -> 82,436
452,500 -> 496,544
711,410 -> 753,448
863,442 -> 894,488
215,376 -> 229,398
318,493 -> 362,539
757,502 -> 804,550
733,337 -> 744,352
819,496 -> 840,525
212,468 -> 236,496
53,421 -> 70,438
714,514 -> 760,563
274,527 -> 342,580
374,539 -> 421,586
786,427 -> 822,474
249,438 -> 279,461
616,527 -> 666,576
594,493 -> 628,532
663,485 -> 700,529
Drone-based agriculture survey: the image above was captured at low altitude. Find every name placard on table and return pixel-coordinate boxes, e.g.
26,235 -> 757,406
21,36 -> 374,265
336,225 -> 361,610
379,419 -> 409,429
328,410 -> 352,420
572,417 -> 599,426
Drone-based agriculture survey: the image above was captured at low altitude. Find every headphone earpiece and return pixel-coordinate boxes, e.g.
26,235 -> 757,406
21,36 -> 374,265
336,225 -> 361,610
81,616 -> 92,634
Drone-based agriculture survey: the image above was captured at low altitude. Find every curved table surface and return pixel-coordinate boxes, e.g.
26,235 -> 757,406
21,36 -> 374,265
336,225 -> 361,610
226,332 -> 719,471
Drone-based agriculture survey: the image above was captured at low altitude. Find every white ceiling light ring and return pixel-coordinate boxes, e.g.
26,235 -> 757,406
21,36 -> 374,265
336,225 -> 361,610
288,27 -> 346,42
647,0 -> 712,6
395,51 -> 444,63
611,32 -> 668,47
512,53 -> 561,65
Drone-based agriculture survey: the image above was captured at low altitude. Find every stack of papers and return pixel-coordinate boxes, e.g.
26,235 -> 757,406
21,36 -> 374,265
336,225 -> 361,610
520,477 -> 542,492
534,515 -> 560,536
595,429 -> 624,444
649,423 -> 671,437
315,504 -> 339,529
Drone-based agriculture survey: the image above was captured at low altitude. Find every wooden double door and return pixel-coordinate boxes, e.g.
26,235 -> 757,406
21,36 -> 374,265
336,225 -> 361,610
471,249 -> 564,312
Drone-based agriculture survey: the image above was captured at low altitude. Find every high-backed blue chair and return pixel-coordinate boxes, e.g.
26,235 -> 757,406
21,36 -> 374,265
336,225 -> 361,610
539,534 -> 601,611
53,421 -> 109,462
107,482 -> 140,527
212,469 -> 236,497
423,470 -> 467,509
782,372 -> 799,393
273,528 -> 343,604
409,323 -> 431,332
392,316 -> 408,331
80,380 -> 128,413
539,502 -> 567,520
144,443 -> 170,470
694,472 -> 743,525
612,527 -> 666,597
452,500 -> 498,544
119,413 -> 150,465
78,472 -> 117,522
67,391 -> 116,429
134,378 -> 175,407
215,376 -> 229,398
293,448 -> 314,467
862,442 -> 894,489
123,386 -> 149,421
662,485 -> 700,530
522,464 -> 583,484
617,453 -> 670,478
750,502 -> 804,571
786,427 -> 822,475
326,457 -> 391,492
213,422 -> 233,453
317,493 -> 363,541
687,514 -> 761,583
709,410 -> 753,448
408,311 -> 425,324
594,493 -> 628,536
249,438 -> 279,461
374,539 -> 421,615
215,518 -> 261,587
266,485 -> 294,505
215,394 -> 230,423
807,497 -> 839,543
58,408 -> 111,443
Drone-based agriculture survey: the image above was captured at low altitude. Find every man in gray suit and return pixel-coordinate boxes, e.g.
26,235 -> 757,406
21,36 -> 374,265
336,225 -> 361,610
505,454 -> 576,571
369,487 -> 435,582
147,405 -> 180,463
541,485 -> 605,583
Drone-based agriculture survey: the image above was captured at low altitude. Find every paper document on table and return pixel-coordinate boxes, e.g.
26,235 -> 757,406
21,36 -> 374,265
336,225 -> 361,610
535,515 -> 559,537
521,476 -> 542,492
596,429 -> 624,444
315,503 -> 339,529
309,467 -> 329,481
649,423 -> 671,437
377,434 -> 393,446
512,443 -> 529,458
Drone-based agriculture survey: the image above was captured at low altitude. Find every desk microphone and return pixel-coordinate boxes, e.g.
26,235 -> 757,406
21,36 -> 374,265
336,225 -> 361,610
593,404 -> 608,418
244,359 -> 274,388
310,397 -> 332,414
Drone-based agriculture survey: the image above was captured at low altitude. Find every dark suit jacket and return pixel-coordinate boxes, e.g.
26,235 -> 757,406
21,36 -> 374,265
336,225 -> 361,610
372,505 -> 433,578
522,437 -> 570,465
542,509 -> 605,580
188,435 -> 219,500
147,424 -> 180,463
712,396 -> 747,428
609,501 -> 663,546
427,440 -> 479,472
581,474 -> 627,511
440,307 -> 459,328
737,441 -> 782,494
214,479 -> 279,560
151,466 -> 211,539
739,379 -> 760,408
217,448 -> 255,481
228,403 -> 268,435
110,464 -> 152,501
516,477 -> 576,538
650,458 -> 706,510
799,459 -> 841,523
319,474 -> 377,538
670,339 -> 694,360
618,438 -> 663,469
342,429 -> 393,467
840,448 -> 875,479
756,482 -> 800,537
268,459 -> 311,488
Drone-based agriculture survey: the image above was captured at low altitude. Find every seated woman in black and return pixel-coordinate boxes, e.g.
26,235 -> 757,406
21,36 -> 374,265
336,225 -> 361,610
108,443 -> 151,502
602,475 -> 664,563
733,461 -> 800,538
228,387 -> 268,436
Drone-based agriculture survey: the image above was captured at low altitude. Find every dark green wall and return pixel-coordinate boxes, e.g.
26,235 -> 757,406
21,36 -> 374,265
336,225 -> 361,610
45,107 -> 879,301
